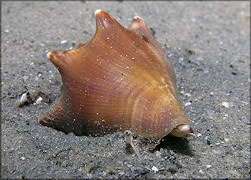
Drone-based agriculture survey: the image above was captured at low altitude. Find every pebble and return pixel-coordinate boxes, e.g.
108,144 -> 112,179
205,136 -> 211,145
229,170 -> 240,177
178,57 -> 184,61
185,93 -> 191,97
224,138 -> 230,143
207,109 -> 215,119
140,168 -> 150,175
152,166 -> 158,173
168,167 -> 178,173
33,97 -> 43,105
185,102 -> 192,106
199,169 -> 204,175
175,163 -> 182,169
205,165 -> 212,169
149,158 -> 154,161
197,133 -> 202,137
118,171 -> 125,176
222,102 -> 230,108
169,156 -> 176,161
203,70 -> 208,75
164,152 -> 171,160
169,150 -> 175,156
210,91 -> 215,96
60,40 -> 67,44
155,151 -> 161,158
223,114 -> 229,120
22,75 -> 29,81
20,156 -> 25,160
212,150 -> 222,155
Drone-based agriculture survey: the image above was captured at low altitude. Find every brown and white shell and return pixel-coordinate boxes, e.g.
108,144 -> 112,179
39,9 -> 194,139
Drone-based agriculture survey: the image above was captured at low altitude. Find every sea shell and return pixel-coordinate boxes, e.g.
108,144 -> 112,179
39,9 -> 194,139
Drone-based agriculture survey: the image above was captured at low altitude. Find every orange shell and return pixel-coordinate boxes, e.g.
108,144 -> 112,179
39,9 -> 194,139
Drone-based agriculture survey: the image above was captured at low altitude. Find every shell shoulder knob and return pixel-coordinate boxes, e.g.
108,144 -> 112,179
39,9 -> 194,139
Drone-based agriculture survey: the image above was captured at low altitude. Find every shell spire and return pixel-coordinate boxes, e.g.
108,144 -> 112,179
94,9 -> 125,32
39,9 -> 194,139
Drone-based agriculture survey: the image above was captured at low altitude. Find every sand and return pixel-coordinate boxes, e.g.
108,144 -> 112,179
1,1 -> 250,179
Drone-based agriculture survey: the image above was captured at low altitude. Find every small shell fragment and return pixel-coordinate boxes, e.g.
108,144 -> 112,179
17,92 -> 29,107
222,102 -> 230,108
152,166 -> 159,173
33,96 -> 43,105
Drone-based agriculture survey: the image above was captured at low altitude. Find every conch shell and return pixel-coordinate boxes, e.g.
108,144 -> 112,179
39,9 -> 194,139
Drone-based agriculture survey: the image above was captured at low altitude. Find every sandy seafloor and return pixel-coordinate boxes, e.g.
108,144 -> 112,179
1,1 -> 250,179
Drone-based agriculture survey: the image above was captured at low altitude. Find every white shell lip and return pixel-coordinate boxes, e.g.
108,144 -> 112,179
189,133 -> 196,137
46,51 -> 52,59
94,9 -> 103,16
179,124 -> 191,132
133,15 -> 143,20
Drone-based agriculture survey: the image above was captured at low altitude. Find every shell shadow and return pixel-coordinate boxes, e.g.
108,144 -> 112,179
154,136 -> 194,156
